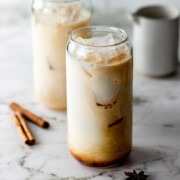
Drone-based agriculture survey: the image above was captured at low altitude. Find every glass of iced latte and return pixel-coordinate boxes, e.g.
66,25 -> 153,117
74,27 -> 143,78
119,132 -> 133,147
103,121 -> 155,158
66,26 -> 133,167
32,0 -> 91,110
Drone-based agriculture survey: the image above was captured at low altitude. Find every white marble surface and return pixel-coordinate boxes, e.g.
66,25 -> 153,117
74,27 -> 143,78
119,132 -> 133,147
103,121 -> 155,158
0,2 -> 180,180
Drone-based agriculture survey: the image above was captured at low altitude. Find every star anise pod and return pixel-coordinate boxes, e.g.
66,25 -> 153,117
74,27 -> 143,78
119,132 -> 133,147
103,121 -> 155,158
124,170 -> 148,180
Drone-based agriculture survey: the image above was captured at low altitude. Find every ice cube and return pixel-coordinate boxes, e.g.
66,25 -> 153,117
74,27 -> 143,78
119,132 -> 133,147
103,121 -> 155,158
93,33 -> 118,64
85,51 -> 104,64
72,37 -> 94,59
93,33 -> 115,46
117,45 -> 130,54
75,34 -> 119,64
75,37 -> 87,45
70,5 -> 80,21
75,37 -> 95,46
58,5 -> 80,23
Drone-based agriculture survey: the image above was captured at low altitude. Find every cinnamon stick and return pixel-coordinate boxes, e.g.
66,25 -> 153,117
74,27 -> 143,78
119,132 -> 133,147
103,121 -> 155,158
11,113 -> 35,146
10,103 -> 49,128
16,112 -> 35,145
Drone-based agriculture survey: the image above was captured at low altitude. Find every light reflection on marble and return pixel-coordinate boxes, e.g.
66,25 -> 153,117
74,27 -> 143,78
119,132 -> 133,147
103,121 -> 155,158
0,3 -> 180,180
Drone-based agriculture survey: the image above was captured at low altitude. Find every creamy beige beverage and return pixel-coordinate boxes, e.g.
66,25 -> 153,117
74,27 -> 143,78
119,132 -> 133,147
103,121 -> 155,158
32,2 -> 90,110
66,27 -> 133,167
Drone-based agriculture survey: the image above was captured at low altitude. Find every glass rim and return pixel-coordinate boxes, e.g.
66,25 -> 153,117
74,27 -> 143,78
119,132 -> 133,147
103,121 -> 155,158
44,0 -> 86,5
69,26 -> 129,48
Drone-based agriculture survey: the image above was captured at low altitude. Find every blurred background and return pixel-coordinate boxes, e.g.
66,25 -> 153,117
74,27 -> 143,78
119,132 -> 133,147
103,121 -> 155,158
0,0 -> 179,98
2,0 -> 180,26
1,0 -> 180,50
2,0 -> 180,23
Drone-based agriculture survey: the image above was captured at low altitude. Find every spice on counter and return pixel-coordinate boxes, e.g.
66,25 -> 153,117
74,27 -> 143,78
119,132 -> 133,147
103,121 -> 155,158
124,170 -> 148,180
10,102 -> 49,128
11,113 -> 35,146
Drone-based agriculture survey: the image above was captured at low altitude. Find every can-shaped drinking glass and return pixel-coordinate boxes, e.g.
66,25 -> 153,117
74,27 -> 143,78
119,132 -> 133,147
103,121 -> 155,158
66,26 -> 133,167
32,0 -> 91,110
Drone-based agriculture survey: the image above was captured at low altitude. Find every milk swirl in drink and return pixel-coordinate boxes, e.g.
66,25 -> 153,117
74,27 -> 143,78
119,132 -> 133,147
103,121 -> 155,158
32,0 -> 91,110
66,27 -> 133,167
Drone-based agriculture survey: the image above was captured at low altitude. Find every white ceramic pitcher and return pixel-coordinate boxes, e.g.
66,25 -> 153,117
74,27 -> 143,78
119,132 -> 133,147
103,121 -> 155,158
132,5 -> 179,77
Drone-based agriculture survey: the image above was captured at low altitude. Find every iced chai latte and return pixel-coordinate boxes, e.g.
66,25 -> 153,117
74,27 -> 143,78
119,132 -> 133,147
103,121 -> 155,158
66,27 -> 133,167
32,1 -> 90,110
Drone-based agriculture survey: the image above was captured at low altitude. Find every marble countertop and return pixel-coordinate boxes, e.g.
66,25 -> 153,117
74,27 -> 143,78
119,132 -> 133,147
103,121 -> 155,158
0,7 -> 180,180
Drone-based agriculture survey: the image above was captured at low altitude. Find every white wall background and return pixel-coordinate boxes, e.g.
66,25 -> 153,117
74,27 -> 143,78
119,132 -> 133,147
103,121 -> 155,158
0,0 -> 180,30
1,0 -> 180,14
91,0 -> 180,12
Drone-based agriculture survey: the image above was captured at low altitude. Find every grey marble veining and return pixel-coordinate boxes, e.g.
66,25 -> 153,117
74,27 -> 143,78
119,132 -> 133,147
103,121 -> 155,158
0,2 -> 180,180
